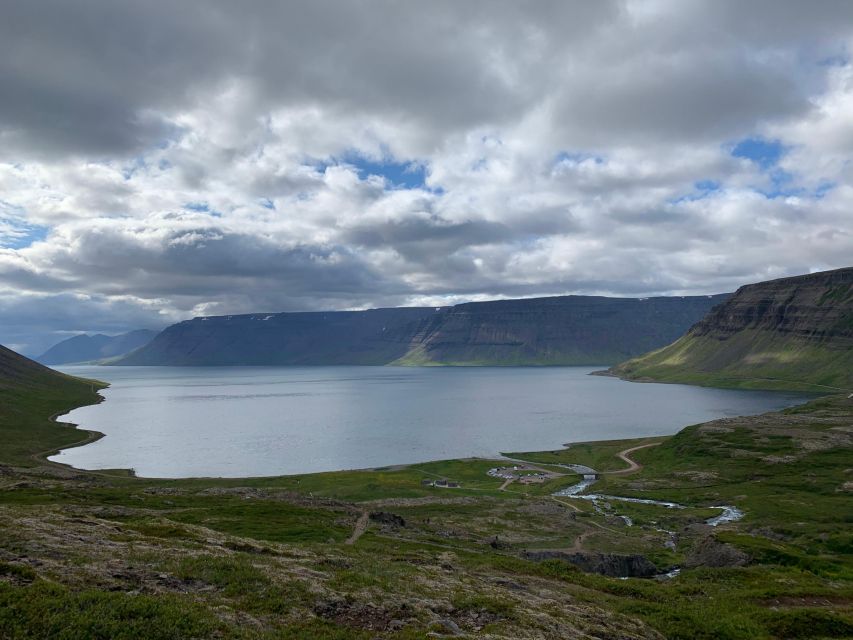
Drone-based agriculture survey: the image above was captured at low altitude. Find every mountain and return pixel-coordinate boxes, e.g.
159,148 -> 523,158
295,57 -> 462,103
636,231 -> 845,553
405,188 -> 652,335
611,267 -> 853,392
394,294 -> 730,365
117,308 -> 446,366
37,329 -> 158,365
116,294 -> 728,366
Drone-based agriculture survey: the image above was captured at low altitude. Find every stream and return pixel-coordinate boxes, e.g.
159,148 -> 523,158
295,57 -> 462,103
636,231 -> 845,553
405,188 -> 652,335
552,472 -> 743,527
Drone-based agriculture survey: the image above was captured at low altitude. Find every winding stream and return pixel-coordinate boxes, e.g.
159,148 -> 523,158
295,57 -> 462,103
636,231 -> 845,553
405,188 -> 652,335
523,461 -> 745,527
553,474 -> 743,526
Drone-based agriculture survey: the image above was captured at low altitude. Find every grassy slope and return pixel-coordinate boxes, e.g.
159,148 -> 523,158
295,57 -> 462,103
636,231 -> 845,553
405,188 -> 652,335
2,355 -> 852,638
613,330 -> 853,392
0,346 -> 107,467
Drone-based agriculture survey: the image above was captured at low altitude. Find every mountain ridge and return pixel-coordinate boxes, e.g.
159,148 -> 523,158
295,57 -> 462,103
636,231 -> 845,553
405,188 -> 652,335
37,330 -> 159,365
116,294 -> 729,366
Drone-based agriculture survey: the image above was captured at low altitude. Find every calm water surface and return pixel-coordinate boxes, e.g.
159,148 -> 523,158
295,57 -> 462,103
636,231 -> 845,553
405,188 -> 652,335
51,366 -> 808,477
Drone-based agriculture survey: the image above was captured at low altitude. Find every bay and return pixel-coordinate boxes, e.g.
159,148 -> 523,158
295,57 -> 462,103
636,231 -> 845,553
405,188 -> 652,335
51,366 -> 808,478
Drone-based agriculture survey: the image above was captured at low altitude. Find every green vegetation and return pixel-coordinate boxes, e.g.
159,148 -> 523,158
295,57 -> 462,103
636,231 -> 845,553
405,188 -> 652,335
1,347 -> 852,638
0,345 -> 107,467
614,331 -> 853,392
612,267 -> 853,393
505,436 -> 666,472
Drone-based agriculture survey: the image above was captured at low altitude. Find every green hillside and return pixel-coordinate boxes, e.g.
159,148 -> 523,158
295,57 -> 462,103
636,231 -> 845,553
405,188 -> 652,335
0,345 -> 106,467
613,268 -> 853,392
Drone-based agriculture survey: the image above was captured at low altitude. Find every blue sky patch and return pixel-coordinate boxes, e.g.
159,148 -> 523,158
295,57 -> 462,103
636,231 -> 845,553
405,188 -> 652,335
1,223 -> 49,249
311,151 -> 430,190
731,137 -> 786,169
668,179 -> 722,204
554,151 -> 604,166
345,153 -> 427,189
694,179 -> 720,192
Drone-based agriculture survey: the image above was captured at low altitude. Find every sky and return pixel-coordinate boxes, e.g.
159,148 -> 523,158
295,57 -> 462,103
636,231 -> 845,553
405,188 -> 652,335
1,1 -> 853,355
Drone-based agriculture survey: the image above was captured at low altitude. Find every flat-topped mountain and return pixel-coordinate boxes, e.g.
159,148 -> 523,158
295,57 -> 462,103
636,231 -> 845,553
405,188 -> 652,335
396,294 -> 730,365
37,329 -> 158,365
116,307 -> 443,366
115,294 -> 728,366
612,267 -> 853,391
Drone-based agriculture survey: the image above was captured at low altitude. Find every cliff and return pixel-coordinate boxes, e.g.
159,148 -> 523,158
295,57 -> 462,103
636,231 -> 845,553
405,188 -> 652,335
612,267 -> 853,391
116,294 -> 727,366
394,294 -> 730,365
117,308 -> 445,366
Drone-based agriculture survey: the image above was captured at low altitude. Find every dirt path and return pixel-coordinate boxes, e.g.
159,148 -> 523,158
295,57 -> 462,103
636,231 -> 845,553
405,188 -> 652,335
345,511 -> 369,545
499,477 -> 514,491
605,442 -> 661,475
570,529 -> 594,552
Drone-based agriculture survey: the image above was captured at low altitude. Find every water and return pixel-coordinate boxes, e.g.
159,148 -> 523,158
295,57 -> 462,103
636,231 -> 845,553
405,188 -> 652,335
50,366 -> 808,478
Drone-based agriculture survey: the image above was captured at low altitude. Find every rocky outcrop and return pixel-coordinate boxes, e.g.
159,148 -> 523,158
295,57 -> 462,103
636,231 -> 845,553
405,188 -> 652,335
115,294 -> 726,366
369,511 -> 406,528
688,267 -> 853,344
523,550 -> 658,578
684,536 -> 749,568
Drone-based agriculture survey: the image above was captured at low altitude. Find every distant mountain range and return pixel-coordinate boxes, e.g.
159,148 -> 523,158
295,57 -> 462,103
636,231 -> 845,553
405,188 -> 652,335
612,267 -> 853,392
37,330 -> 158,365
115,294 -> 729,366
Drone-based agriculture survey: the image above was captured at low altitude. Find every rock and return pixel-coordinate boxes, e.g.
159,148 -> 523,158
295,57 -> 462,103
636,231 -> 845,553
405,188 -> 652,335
684,536 -> 749,568
488,536 -> 511,550
369,511 -> 406,528
523,550 -> 658,578
493,577 -> 526,591
436,618 -> 463,636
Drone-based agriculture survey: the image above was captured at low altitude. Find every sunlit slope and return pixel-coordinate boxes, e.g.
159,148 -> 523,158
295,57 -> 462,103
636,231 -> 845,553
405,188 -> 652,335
613,267 -> 853,392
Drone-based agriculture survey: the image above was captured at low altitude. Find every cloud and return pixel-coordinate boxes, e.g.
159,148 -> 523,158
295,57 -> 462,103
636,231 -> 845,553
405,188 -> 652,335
1,1 -> 852,353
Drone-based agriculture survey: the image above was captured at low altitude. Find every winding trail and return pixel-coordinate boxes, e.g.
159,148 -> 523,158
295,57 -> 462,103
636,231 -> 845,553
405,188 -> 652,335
605,442 -> 661,475
345,511 -> 369,545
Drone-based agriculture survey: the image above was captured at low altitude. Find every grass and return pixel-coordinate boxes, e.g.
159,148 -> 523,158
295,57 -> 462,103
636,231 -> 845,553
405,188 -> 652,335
505,435 -> 666,472
0,582 -> 220,640
613,330 -> 853,392
0,367 -> 106,467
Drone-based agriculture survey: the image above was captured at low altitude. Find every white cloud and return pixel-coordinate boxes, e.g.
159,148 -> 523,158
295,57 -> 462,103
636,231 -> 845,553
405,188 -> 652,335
0,0 -> 852,353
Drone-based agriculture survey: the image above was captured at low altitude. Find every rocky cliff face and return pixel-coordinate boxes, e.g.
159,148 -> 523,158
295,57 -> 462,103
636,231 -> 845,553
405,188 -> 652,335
688,267 -> 853,343
118,308 -> 444,366
397,294 -> 730,365
613,267 -> 853,391
116,294 -> 727,366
